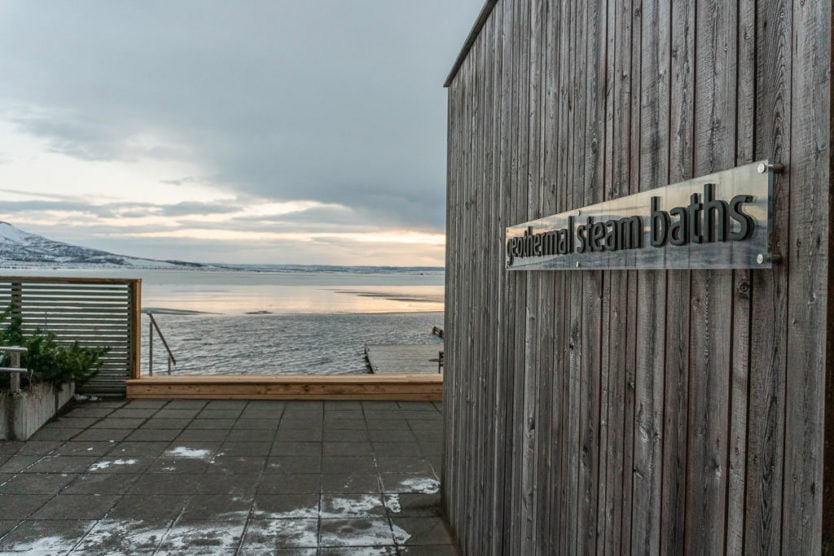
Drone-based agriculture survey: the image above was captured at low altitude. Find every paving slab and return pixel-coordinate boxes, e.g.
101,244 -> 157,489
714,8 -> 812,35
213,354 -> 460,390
53,441 -> 113,457
391,517 -> 456,546
319,518 -> 396,547
0,472 -> 77,494
0,398 -> 455,553
0,494 -> 50,519
17,440 -> 63,455
321,473 -> 381,494
157,518 -> 246,553
107,494 -> 190,521
61,473 -> 140,495
31,493 -> 119,519
253,493 -> 320,519
29,427 -> 83,441
265,456 -> 322,474
242,518 -> 319,549
75,518 -> 172,553
180,494 -> 253,521
0,519 -> 94,552
22,455 -> 99,474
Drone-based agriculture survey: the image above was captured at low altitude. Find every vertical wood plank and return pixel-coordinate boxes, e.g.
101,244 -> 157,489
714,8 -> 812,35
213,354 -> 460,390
599,0 -> 632,552
520,1 -> 542,552
725,0 -> 756,551
782,0 -> 829,552
489,3 -> 509,554
510,0 -> 530,549
595,0 -> 617,548
481,11 -> 499,554
743,0 -> 791,552
565,0 -> 588,551
660,2 -> 694,553
685,0 -> 737,552
577,0 -> 606,553
534,1 -> 558,551
493,1 -> 515,551
620,0 -> 642,551
630,0 -> 670,553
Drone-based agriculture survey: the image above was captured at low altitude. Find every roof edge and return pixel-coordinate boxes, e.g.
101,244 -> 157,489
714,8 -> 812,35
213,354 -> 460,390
443,0 -> 499,88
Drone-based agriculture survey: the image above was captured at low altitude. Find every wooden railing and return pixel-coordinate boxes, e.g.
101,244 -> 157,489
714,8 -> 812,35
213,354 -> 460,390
0,277 -> 141,396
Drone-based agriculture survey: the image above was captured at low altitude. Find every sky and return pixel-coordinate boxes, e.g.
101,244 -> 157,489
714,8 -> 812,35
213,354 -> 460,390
0,1 -> 484,266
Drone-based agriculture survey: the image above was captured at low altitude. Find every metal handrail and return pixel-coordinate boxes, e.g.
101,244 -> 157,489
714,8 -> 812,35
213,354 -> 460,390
147,313 -> 176,375
0,346 -> 29,392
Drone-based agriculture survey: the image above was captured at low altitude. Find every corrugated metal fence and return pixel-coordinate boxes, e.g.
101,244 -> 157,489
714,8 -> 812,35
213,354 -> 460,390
0,277 -> 141,396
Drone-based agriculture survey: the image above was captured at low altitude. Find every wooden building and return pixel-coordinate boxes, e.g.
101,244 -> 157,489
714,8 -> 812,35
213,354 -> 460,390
442,0 -> 832,553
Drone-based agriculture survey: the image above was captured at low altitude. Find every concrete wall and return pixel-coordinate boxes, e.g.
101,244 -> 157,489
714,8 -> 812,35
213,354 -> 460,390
0,382 -> 75,440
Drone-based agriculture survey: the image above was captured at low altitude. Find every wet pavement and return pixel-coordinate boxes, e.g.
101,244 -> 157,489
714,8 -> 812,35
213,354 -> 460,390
0,399 -> 456,554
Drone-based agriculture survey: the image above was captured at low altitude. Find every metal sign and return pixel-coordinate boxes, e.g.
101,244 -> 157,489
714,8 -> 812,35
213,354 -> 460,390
506,161 -> 775,271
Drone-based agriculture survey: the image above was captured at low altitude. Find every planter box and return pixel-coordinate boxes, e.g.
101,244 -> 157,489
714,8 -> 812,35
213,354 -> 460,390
0,381 -> 75,441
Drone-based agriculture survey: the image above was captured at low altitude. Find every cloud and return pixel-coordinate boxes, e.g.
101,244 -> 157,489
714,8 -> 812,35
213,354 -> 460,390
0,0 -> 483,263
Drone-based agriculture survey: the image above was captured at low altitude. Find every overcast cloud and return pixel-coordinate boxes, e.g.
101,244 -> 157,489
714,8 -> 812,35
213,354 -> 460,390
0,1 -> 483,265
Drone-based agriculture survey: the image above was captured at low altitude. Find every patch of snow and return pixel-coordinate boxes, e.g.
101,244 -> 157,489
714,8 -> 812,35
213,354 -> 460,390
321,494 -> 384,518
392,523 -> 412,545
244,518 -> 318,549
384,493 -> 402,513
319,519 -> 396,547
164,446 -> 211,459
159,521 -> 244,552
255,506 -> 319,519
77,519 -> 168,552
88,458 -> 137,471
396,476 -> 440,494
332,547 -> 396,556
0,535 -> 77,553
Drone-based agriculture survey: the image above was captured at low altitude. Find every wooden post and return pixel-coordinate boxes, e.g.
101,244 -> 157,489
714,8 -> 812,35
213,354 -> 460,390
7,351 -> 21,394
128,279 -> 142,379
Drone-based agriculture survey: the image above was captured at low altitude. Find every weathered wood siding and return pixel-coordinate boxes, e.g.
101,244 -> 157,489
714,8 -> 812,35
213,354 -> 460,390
443,0 -> 832,553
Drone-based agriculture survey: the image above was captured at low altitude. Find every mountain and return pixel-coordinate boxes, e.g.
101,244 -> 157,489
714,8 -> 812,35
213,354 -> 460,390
0,222 -> 206,269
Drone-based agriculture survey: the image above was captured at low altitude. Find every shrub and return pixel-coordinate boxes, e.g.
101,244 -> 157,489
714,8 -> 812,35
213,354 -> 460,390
0,304 -> 108,386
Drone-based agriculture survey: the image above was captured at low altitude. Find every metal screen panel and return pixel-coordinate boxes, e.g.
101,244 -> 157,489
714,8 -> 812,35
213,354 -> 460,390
0,278 -> 139,396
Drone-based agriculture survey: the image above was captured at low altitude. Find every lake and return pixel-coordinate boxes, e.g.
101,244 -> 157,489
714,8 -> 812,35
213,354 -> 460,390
3,267 -> 445,375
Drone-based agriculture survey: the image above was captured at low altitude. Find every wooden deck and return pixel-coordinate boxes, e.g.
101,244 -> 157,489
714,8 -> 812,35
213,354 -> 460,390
126,373 -> 442,401
365,344 -> 444,374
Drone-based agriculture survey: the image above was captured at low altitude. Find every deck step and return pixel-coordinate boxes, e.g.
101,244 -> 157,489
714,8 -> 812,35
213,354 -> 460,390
126,373 -> 442,401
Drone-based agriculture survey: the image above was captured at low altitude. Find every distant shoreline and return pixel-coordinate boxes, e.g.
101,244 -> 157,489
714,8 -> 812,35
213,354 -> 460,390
0,262 -> 445,274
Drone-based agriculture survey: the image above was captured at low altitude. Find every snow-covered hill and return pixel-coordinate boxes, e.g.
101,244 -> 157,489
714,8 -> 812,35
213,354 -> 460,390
0,222 -> 206,269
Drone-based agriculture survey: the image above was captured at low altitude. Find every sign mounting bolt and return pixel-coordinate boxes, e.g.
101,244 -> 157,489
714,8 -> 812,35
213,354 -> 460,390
758,162 -> 785,174
757,253 -> 781,265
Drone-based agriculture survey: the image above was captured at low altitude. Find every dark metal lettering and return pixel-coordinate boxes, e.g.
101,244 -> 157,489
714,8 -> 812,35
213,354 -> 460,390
669,206 -> 688,246
729,195 -> 755,240
651,196 -> 669,247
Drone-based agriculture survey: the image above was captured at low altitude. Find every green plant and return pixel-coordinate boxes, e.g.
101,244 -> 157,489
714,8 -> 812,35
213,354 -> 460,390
0,304 -> 108,386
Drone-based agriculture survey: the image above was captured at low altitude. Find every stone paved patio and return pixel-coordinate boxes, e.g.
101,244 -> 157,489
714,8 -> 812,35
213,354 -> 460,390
0,399 -> 456,554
